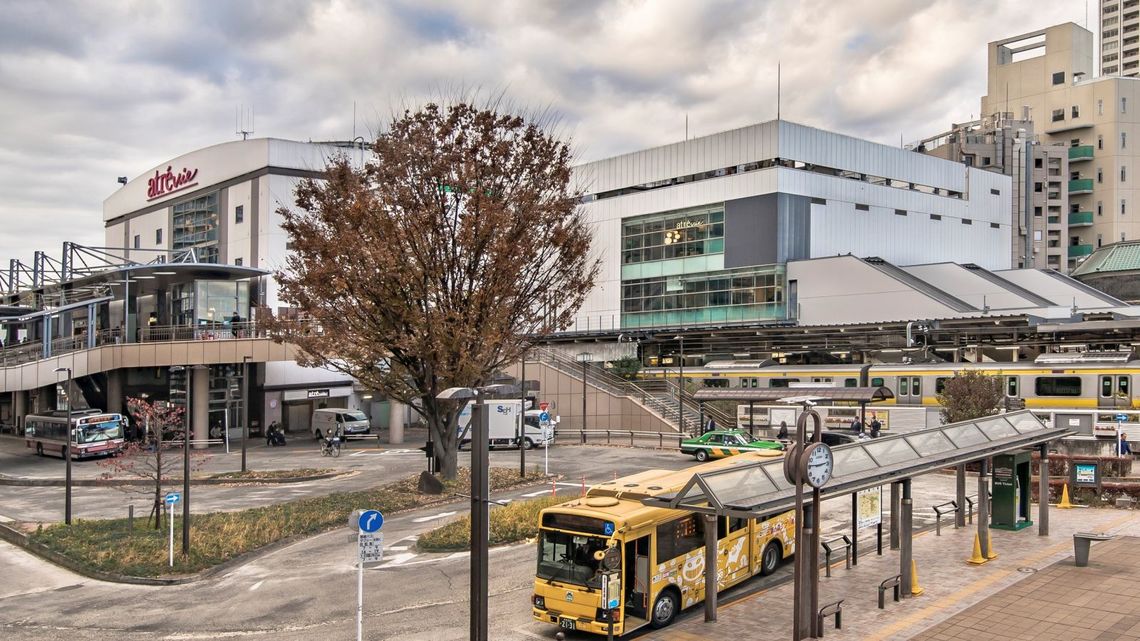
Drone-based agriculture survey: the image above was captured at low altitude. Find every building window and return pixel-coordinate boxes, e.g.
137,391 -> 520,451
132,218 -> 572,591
1099,99 -> 1105,115
1098,234 -> 1103,247
1072,105 -> 1080,118
1052,71 -> 1065,85
990,222 -> 1000,229
621,205 -> 725,266
1034,206 -> 1043,217
962,218 -> 973,225
1051,108 -> 1065,122
894,209 -> 907,216
982,156 -> 991,165
621,266 -> 784,328
1099,135 -> 1104,149
285,241 -> 296,251
172,192 -> 220,264
1035,182 -> 1043,192
235,205 -> 244,224
155,229 -> 163,244
990,188 -> 1001,196
930,214 -> 941,221
855,204 -> 870,211
133,234 -> 140,249
1098,201 -> 1104,216
234,257 -> 243,266
1098,168 -> 1104,183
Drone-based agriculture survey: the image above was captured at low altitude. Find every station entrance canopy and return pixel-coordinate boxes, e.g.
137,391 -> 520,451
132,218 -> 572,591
643,409 -> 1071,519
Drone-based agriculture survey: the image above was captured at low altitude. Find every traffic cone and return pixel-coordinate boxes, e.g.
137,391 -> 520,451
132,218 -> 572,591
910,559 -> 925,596
967,533 -> 988,565
985,531 -> 998,560
1058,483 -> 1074,509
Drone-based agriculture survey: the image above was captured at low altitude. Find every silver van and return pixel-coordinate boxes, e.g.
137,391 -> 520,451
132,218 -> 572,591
311,408 -> 371,439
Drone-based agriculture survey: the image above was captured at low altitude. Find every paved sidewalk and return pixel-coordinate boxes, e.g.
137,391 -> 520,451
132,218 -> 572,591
650,506 -> 1140,641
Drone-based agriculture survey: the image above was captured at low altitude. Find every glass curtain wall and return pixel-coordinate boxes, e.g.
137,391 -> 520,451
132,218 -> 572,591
172,193 -> 219,264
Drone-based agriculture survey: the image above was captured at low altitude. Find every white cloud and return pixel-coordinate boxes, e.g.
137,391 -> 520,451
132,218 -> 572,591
0,0 -> 1086,266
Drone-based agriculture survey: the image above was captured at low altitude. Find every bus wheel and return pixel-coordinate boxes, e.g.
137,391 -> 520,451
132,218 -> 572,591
650,588 -> 679,629
760,541 -> 782,576
695,449 -> 710,462
35,443 -> 43,456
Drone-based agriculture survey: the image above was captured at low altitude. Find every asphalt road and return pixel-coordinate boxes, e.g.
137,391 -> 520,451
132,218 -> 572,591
0,438 -> 962,641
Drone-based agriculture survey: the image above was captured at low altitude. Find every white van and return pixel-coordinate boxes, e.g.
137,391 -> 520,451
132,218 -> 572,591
311,408 -> 371,439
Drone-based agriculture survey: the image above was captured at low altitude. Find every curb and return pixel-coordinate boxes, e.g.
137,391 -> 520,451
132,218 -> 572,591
0,470 -> 349,488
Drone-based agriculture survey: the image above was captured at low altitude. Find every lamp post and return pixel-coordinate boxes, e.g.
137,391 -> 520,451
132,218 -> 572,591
52,367 -> 73,525
674,335 -> 686,434
519,349 -> 526,478
241,355 -> 251,474
575,352 -> 592,444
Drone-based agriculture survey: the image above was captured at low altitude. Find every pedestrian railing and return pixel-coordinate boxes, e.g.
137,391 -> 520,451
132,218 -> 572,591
932,501 -> 960,535
564,429 -> 686,448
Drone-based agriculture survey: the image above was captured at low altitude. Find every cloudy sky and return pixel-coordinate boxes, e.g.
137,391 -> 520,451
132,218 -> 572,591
0,0 -> 1084,264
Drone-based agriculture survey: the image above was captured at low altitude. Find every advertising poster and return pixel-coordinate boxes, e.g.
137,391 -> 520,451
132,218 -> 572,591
856,486 -> 883,529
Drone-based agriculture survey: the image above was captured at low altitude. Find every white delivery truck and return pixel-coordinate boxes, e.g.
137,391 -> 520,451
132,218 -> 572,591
456,400 -> 556,450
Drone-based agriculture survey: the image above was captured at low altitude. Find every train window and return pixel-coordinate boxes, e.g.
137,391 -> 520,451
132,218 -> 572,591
752,378 -> 760,388
1035,377 -> 1083,397
899,378 -> 909,395
1101,376 -> 1113,398
871,377 -> 884,387
703,379 -> 728,388
1120,377 -> 1130,396
1007,377 -> 1019,397
911,378 -> 921,395
770,378 -> 799,388
844,378 -> 858,388
935,377 -> 948,394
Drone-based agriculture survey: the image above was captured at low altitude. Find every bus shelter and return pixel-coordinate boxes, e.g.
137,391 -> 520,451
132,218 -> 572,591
641,409 -> 1072,635
692,386 -> 894,435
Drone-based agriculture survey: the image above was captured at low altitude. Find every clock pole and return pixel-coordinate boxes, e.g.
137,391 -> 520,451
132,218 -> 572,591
788,402 -> 826,640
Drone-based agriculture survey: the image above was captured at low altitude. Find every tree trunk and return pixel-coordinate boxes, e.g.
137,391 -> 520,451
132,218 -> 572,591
425,399 -> 460,480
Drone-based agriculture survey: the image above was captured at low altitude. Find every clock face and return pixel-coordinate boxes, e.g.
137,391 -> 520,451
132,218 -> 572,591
801,443 -> 834,488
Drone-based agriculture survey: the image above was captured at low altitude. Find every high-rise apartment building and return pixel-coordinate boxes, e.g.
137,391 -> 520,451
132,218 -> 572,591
1101,0 -> 1140,76
915,115 -> 1071,271
982,23 -> 1140,264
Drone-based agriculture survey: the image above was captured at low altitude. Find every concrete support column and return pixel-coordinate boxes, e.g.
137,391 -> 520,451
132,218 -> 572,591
1038,443 -> 1050,536
703,514 -> 718,622
955,464 -> 967,528
890,481 -> 901,550
13,391 -> 26,432
900,478 -> 914,596
388,400 -> 405,444
978,458 -> 991,559
105,370 -> 123,415
192,366 -> 209,449
86,303 -> 97,349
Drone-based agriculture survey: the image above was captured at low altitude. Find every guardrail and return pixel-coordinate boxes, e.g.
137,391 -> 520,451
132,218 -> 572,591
563,429 -> 686,449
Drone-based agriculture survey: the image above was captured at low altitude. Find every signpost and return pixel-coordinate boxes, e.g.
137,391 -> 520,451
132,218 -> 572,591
539,412 -> 552,476
355,509 -> 384,641
164,492 -> 180,567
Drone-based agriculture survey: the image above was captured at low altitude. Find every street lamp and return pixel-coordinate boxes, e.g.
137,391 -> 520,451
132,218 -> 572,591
674,335 -> 686,434
575,352 -> 592,444
241,355 -> 251,474
436,383 -> 520,641
52,367 -> 73,525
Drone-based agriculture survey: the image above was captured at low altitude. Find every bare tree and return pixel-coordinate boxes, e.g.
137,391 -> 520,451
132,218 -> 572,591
97,397 -> 207,528
268,101 -> 598,479
935,371 -> 1004,424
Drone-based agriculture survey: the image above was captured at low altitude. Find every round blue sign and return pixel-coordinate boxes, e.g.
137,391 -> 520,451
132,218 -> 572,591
539,411 -> 550,423
359,510 -> 384,533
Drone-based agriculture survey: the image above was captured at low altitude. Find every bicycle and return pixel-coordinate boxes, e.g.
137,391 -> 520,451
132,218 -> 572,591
320,431 -> 341,457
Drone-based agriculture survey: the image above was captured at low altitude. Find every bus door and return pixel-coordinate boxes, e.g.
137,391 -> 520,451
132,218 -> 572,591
719,516 -> 750,585
623,536 -> 650,624
896,376 -> 922,405
1099,375 -> 1132,409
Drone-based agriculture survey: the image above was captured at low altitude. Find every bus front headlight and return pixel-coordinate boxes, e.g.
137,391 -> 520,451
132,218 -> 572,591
533,594 -> 545,609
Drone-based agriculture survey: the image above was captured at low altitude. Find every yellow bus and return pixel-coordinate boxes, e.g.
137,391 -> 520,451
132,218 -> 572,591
531,451 -> 794,636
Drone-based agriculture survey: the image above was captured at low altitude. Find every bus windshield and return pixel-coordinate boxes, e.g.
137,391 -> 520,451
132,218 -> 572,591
536,529 -> 610,587
76,419 -> 123,444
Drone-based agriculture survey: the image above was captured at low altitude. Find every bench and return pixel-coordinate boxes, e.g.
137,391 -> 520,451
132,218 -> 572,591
878,574 -> 902,609
816,599 -> 844,636
821,535 -> 852,577
1073,532 -> 1114,567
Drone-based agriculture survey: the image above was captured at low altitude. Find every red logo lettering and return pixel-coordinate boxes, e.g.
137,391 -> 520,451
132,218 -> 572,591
146,166 -> 199,201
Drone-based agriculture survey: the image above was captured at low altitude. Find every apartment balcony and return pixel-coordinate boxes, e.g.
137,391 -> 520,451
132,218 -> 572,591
1068,243 -> 1094,258
1068,178 -> 1094,194
1068,145 -> 1094,162
1048,216 -> 1060,225
1068,211 -> 1094,226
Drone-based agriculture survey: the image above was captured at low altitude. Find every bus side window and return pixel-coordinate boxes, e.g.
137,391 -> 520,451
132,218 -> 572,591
656,515 -> 704,562
718,517 -> 748,539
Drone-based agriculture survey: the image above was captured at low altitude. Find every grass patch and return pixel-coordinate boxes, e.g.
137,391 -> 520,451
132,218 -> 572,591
416,495 -> 568,552
28,467 -> 545,577
207,469 -> 334,481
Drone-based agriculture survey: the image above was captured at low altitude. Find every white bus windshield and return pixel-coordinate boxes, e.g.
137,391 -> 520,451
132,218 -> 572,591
76,419 -> 123,444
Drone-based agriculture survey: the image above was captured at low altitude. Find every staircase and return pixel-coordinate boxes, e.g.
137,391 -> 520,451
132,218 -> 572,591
529,347 -> 734,434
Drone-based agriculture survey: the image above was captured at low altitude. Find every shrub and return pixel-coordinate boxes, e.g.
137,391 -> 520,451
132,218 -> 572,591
417,495 -> 567,552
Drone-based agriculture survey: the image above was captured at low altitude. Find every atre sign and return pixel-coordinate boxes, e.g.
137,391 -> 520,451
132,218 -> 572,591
147,165 -> 199,201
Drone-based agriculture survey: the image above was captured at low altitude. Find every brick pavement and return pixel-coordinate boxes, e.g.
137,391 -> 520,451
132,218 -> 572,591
647,506 -> 1140,641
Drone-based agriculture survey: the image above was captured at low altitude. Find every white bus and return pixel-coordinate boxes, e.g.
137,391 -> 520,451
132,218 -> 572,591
25,412 -> 126,459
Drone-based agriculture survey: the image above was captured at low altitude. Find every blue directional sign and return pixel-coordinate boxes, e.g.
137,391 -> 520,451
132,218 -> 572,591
164,492 -> 181,505
358,510 -> 384,533
1117,413 -> 1129,423
539,411 -> 550,424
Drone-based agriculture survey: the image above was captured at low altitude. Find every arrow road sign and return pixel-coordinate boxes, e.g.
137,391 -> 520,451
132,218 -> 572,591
358,510 -> 384,533
164,492 -> 181,505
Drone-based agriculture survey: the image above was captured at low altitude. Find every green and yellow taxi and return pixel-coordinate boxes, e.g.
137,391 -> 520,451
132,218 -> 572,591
679,429 -> 784,461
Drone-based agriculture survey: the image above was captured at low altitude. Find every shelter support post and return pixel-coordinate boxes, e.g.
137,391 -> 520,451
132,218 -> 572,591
850,491 -> 858,566
703,514 -> 717,622
890,482 -> 900,550
748,400 -> 754,437
978,458 -> 991,559
900,478 -> 913,596
955,464 -> 967,528
1038,443 -> 1049,536
698,402 -> 705,434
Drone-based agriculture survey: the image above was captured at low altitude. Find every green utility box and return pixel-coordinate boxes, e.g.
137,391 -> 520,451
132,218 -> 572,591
991,450 -> 1033,531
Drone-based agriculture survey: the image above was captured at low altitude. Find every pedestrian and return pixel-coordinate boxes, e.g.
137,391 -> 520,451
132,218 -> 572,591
1122,432 -> 1133,456
230,310 -> 241,338
777,420 -> 789,440
850,416 -> 863,434
705,417 -> 716,434
870,413 -> 882,438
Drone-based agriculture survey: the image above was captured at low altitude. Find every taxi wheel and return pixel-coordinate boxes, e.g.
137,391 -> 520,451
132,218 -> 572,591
650,588 -> 679,629
695,449 -> 710,462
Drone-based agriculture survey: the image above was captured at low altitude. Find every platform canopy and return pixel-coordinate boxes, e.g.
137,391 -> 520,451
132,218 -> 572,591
691,386 -> 894,403
643,410 -> 1070,519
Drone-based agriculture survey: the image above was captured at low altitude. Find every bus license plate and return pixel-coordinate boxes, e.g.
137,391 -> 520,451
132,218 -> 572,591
559,618 -> 576,630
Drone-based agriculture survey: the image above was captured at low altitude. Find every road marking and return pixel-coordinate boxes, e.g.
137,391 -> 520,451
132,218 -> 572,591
411,511 -> 457,523
520,490 -> 551,498
248,580 -> 263,591
383,552 -> 418,566
387,546 -> 409,551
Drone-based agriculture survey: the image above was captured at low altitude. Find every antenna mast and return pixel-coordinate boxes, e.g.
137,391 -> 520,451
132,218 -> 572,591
236,104 -> 255,140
